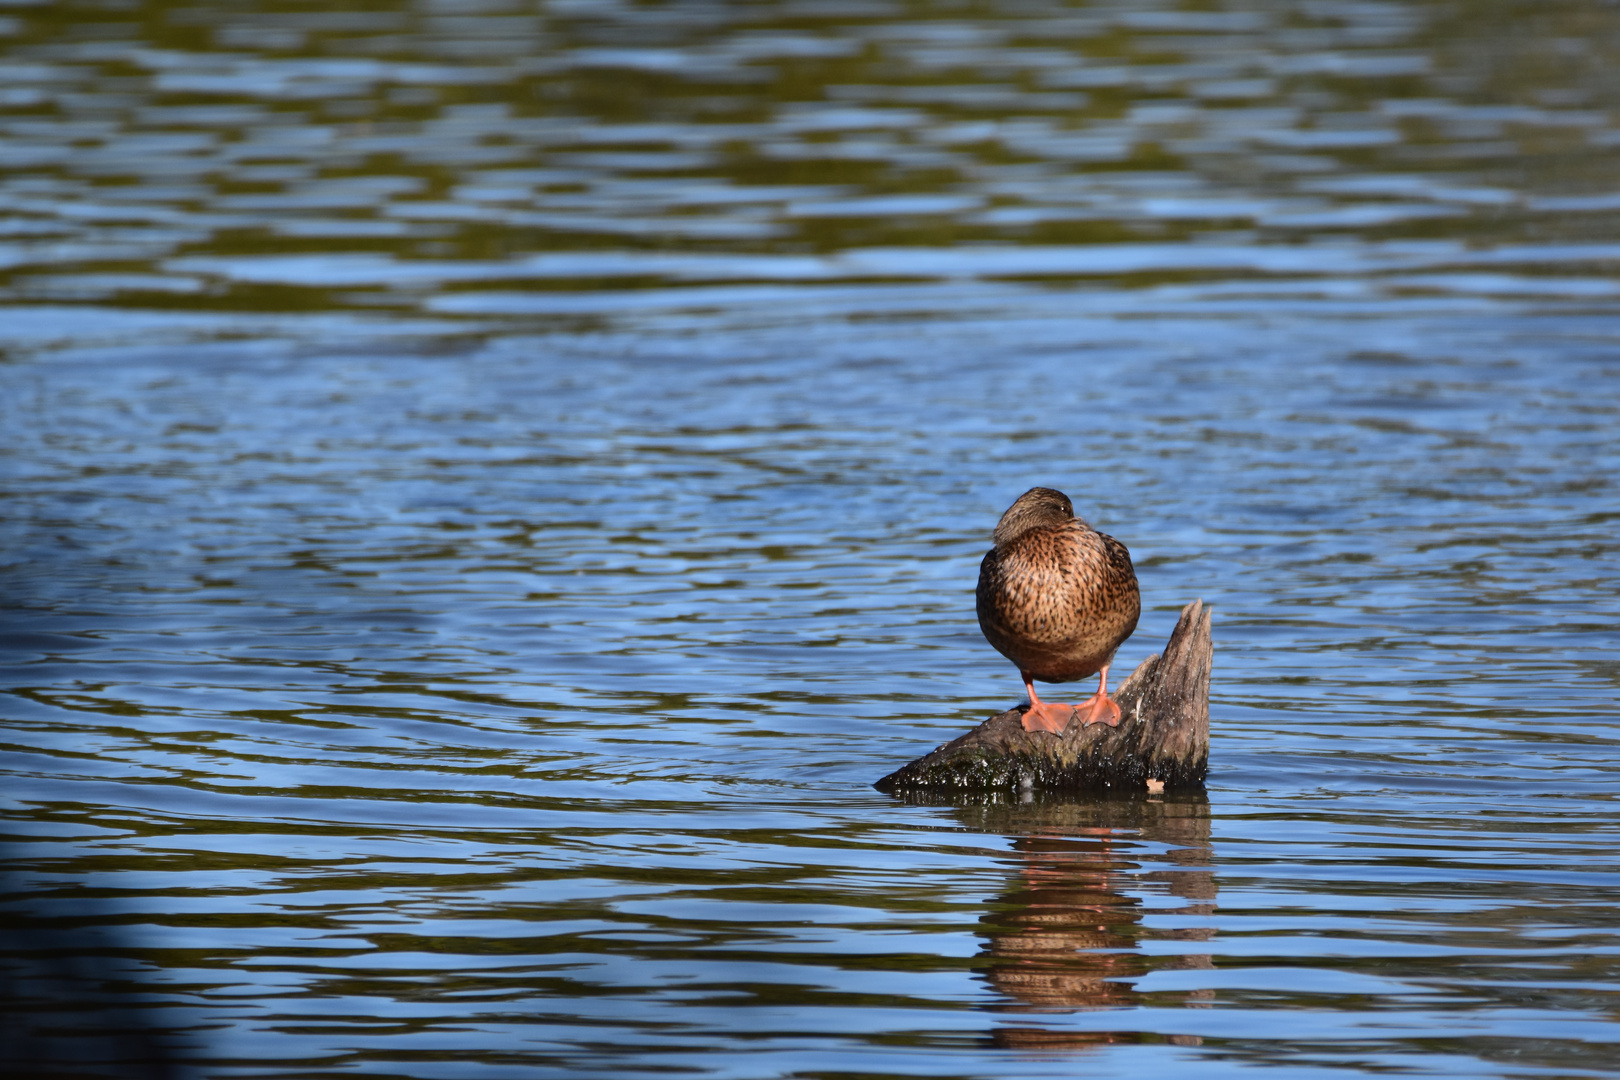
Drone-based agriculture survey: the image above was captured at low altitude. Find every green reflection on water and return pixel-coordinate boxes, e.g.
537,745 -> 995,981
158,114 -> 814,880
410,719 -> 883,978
4,0 -> 1620,318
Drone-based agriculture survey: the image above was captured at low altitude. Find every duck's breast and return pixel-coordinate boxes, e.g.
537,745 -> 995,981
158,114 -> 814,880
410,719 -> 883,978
976,523 -> 1140,681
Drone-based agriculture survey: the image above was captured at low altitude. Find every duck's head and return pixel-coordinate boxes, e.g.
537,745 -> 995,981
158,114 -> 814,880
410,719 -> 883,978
993,486 -> 1075,547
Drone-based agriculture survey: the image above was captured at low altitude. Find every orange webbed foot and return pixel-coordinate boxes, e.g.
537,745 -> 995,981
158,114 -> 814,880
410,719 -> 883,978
1020,701 -> 1076,734
1073,692 -> 1122,728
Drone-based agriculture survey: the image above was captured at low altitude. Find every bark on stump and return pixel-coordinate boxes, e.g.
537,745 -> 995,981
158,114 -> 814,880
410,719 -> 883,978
875,599 -> 1212,796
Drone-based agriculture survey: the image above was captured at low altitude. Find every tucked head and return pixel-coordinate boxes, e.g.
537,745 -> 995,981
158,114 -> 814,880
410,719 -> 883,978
992,486 -> 1076,546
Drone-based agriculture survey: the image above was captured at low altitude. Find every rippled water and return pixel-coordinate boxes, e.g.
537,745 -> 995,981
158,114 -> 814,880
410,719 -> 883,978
3,2 -> 1620,1077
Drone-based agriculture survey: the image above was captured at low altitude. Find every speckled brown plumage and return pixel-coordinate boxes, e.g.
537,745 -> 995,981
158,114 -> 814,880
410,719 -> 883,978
976,487 -> 1140,731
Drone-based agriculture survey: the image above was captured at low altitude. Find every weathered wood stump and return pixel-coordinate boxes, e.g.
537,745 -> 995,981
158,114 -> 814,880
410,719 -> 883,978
875,599 -> 1212,796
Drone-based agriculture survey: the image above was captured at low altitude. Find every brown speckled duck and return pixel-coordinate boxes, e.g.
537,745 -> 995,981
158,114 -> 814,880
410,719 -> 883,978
976,487 -> 1141,734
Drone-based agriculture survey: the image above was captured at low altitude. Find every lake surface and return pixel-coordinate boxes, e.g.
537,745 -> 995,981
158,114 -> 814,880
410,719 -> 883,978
3,2 -> 1619,1077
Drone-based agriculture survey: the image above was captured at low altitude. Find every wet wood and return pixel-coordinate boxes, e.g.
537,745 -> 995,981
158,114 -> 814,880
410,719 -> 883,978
875,599 -> 1212,796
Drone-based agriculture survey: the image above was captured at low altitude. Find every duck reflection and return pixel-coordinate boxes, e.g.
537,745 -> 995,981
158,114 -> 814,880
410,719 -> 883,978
947,794 -> 1215,1049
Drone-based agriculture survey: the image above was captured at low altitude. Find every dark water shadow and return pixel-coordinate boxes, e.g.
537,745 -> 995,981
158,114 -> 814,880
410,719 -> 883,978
0,849 -> 190,1080
933,794 -> 1214,1051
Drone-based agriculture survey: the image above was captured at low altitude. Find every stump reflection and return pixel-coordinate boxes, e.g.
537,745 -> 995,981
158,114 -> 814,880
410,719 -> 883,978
951,795 -> 1215,1051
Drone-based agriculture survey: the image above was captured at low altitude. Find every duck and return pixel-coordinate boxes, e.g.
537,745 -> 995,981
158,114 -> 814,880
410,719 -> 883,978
976,487 -> 1141,734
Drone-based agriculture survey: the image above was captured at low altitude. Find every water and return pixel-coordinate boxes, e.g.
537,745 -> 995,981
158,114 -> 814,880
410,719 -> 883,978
2,2 -> 1619,1077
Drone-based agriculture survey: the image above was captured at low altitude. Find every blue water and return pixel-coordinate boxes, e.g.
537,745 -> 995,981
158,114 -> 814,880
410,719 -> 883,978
3,2 -> 1619,1077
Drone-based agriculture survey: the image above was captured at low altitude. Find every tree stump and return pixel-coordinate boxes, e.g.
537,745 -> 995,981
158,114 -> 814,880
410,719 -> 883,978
874,599 -> 1212,796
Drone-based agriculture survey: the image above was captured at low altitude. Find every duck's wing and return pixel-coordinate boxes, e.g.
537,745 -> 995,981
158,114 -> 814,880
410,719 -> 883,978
1095,530 -> 1142,635
974,546 -> 1005,628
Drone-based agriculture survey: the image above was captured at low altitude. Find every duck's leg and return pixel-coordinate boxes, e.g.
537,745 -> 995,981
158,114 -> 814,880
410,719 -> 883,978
1019,672 -> 1076,734
1071,665 -> 1123,728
